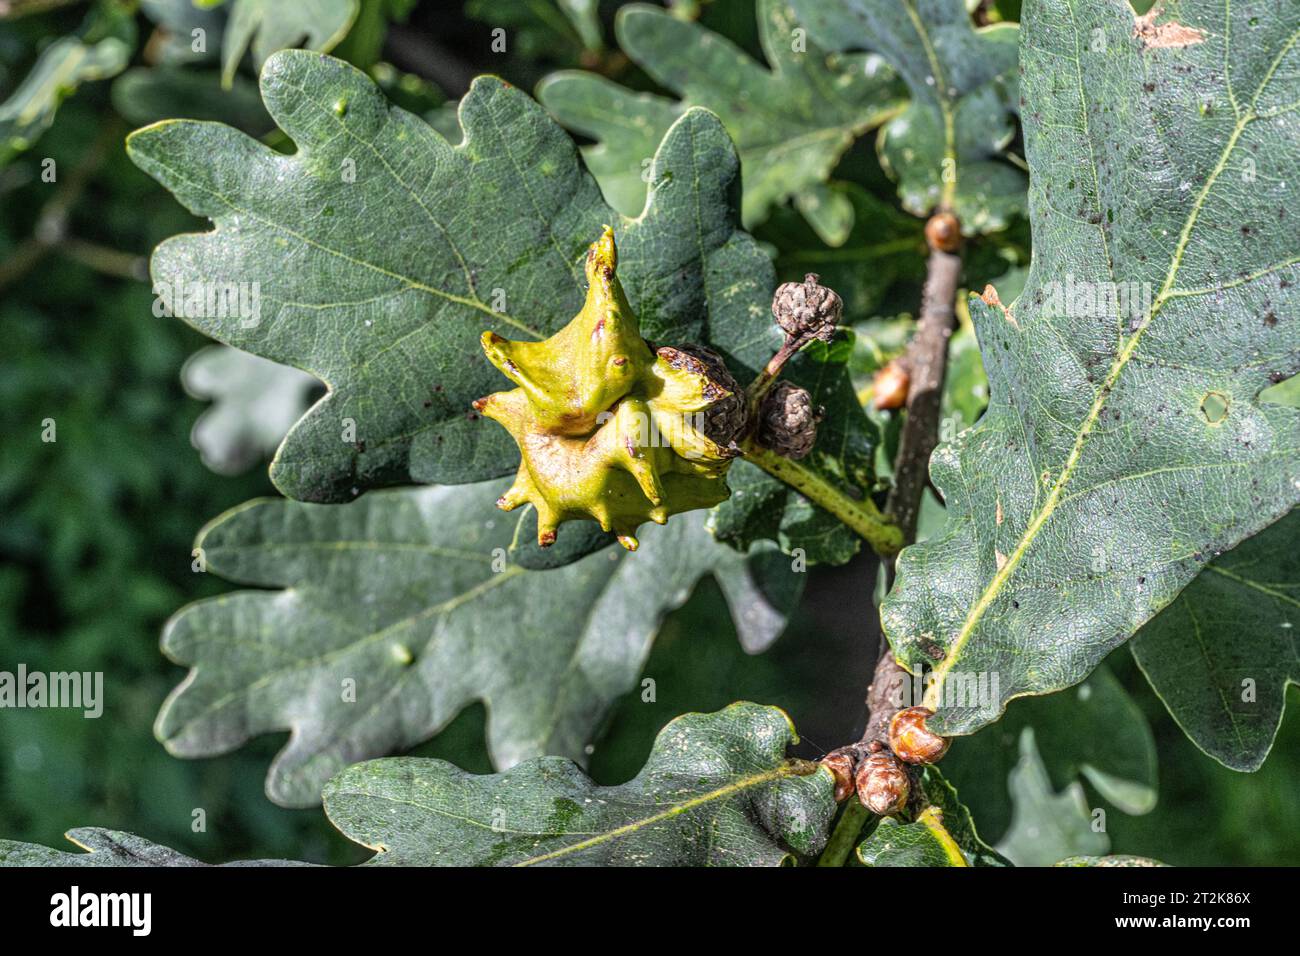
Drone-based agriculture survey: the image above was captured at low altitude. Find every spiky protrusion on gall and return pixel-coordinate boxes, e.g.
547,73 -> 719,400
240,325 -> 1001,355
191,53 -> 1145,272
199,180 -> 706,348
476,227 -> 742,551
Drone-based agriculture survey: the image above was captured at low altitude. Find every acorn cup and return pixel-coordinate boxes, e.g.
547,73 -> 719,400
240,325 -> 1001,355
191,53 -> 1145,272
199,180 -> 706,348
475,227 -> 746,551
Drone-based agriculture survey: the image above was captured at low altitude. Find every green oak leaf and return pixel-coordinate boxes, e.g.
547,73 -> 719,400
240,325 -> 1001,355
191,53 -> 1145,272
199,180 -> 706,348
790,0 -> 1024,233
0,4 -> 134,165
1055,854 -> 1167,867
126,50 -> 786,504
212,0 -> 360,88
941,664 -> 1157,840
0,828 -> 309,866
995,728 -> 1109,866
1132,509 -> 1299,772
181,345 -> 321,476
708,333 -> 880,566
856,767 -> 1009,866
881,0 -> 1300,735
537,0 -> 905,245
856,816 -> 963,866
322,702 -> 836,865
158,480 -> 803,807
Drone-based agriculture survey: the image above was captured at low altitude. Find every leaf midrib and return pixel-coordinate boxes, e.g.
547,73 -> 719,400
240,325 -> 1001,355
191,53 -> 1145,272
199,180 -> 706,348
513,763 -> 805,865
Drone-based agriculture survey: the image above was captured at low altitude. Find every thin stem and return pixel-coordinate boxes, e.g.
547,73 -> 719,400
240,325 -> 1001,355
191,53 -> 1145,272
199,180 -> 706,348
885,243 -> 962,541
59,238 -> 148,281
0,119 -> 125,293
745,334 -> 807,412
816,800 -> 871,867
857,217 -> 964,746
743,442 -> 904,557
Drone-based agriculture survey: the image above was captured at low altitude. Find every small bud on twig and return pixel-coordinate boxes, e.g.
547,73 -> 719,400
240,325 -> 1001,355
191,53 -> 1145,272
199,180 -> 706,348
756,381 -> 823,459
924,212 -> 962,253
855,742 -> 910,815
889,706 -> 951,765
820,749 -> 857,803
872,359 -> 911,411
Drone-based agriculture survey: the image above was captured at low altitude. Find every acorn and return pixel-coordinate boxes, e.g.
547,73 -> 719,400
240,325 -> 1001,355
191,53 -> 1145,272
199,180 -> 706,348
820,749 -> 857,803
924,212 -> 961,253
756,380 -> 823,459
477,227 -> 740,550
872,359 -> 911,411
855,743 -> 910,815
889,706 -> 951,765
772,273 -> 842,344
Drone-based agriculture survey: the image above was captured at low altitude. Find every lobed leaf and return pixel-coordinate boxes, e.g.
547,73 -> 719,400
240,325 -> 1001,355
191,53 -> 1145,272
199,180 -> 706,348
538,0 -> 905,244
0,5 -> 134,165
322,702 -> 836,866
181,345 -> 320,476
158,480 -> 802,807
127,50 -> 782,504
217,0 -> 359,87
941,664 -> 1157,840
0,828 -> 308,867
881,0 -> 1300,735
857,767 -> 1010,866
790,0 -> 1025,233
129,49 -> 879,565
1131,509 -> 1299,771
995,728 -> 1109,866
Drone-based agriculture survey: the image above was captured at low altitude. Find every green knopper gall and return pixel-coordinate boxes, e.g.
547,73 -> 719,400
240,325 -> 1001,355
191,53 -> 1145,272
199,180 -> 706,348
475,227 -> 744,551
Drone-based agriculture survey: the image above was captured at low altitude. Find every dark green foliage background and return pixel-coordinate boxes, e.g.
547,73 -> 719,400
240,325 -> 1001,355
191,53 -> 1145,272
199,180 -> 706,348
0,0 -> 1293,866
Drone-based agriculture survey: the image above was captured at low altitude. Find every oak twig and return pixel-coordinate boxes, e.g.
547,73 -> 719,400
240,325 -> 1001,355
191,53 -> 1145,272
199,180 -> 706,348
815,214 -> 963,861
858,218 -> 963,736
885,243 -> 962,542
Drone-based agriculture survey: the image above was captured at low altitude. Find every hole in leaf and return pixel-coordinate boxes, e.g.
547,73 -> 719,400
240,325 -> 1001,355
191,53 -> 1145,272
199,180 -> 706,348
1199,391 -> 1230,424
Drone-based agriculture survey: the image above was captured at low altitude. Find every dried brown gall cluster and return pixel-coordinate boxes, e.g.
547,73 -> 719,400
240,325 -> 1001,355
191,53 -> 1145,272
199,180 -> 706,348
818,706 -> 951,816
772,272 -> 842,344
747,272 -> 843,457
757,380 -> 823,460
